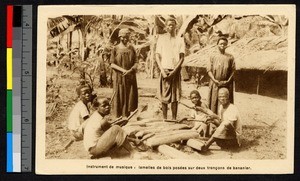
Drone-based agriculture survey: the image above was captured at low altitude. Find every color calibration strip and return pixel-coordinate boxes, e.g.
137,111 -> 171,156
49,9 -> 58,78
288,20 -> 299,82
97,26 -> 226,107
7,5 -> 32,172
7,5 -> 14,173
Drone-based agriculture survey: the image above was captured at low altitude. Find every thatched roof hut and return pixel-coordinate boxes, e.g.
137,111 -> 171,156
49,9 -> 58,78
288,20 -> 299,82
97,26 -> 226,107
183,35 -> 288,99
183,36 -> 288,71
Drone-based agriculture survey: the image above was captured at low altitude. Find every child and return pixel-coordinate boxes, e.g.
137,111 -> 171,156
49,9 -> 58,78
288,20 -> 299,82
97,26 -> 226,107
188,90 -> 217,137
68,85 -> 92,141
83,97 -> 141,158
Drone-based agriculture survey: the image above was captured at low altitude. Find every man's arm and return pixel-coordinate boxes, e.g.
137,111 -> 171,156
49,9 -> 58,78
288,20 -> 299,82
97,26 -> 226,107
123,46 -> 139,76
219,70 -> 235,86
168,53 -> 184,78
110,63 -> 127,73
208,71 -> 220,86
155,35 -> 168,78
220,56 -> 235,86
167,36 -> 185,78
155,53 -> 168,78
101,117 -> 112,131
227,70 -> 235,82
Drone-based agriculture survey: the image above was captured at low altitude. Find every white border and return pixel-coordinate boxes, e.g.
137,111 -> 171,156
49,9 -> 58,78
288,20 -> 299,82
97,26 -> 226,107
36,5 -> 295,174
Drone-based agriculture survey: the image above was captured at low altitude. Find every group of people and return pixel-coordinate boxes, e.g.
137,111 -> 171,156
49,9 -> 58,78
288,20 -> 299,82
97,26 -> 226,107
66,17 -> 242,158
67,28 -> 142,159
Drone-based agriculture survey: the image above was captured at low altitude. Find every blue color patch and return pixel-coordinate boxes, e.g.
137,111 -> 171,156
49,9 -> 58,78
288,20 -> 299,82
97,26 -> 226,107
7,132 -> 13,172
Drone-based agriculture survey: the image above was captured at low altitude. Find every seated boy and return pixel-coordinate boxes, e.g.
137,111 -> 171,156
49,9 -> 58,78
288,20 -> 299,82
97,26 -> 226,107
67,85 -> 92,141
183,90 -> 217,137
83,97 -> 140,158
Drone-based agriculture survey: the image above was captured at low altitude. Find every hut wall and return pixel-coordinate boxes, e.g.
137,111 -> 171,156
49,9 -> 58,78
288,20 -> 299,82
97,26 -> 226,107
235,70 -> 287,99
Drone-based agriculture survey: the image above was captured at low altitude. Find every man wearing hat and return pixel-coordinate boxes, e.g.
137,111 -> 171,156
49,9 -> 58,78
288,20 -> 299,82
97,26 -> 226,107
155,18 -> 186,121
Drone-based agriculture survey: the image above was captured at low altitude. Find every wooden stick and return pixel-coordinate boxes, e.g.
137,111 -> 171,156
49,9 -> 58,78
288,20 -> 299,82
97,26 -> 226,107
145,130 -> 199,147
111,63 -> 127,74
127,109 -> 138,120
63,139 -> 74,150
186,138 -> 221,151
140,133 -> 155,142
157,145 -> 195,159
110,116 -> 123,124
179,102 -> 209,115
111,109 -> 138,125
139,94 -> 156,98
179,102 -> 220,119
133,124 -> 190,138
124,123 -> 174,136
145,121 -> 174,127
109,91 -> 116,105
136,118 -> 163,123
152,129 -> 194,137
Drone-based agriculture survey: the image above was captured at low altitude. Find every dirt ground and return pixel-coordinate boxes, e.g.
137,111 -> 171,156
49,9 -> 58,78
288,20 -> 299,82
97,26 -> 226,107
45,68 -> 287,160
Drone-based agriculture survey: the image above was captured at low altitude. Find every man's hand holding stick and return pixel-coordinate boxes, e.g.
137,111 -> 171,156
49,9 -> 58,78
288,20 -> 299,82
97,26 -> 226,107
179,102 -> 221,124
111,109 -> 139,126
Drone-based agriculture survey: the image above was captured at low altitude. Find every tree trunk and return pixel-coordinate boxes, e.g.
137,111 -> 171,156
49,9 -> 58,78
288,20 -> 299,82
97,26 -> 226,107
78,29 -> 87,79
149,38 -> 155,79
67,31 -> 72,50
68,31 -> 73,70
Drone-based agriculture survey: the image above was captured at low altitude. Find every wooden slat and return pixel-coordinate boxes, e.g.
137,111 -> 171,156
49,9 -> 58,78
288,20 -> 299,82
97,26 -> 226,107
152,129 -> 197,138
157,145 -> 195,159
145,130 -> 199,147
134,124 -> 190,138
124,123 -> 189,136
186,139 -> 222,151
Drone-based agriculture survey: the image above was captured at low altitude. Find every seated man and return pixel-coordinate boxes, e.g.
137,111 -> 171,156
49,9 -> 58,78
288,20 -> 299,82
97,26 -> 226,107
68,85 -> 92,141
201,87 -> 242,151
83,97 -> 139,158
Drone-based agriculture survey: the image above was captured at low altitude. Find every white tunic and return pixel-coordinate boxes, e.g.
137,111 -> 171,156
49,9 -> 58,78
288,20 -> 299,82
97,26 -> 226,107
67,100 -> 89,132
156,33 -> 185,69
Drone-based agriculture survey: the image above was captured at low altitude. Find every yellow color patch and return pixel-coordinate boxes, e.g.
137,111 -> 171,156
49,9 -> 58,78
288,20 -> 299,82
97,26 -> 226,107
7,48 -> 12,90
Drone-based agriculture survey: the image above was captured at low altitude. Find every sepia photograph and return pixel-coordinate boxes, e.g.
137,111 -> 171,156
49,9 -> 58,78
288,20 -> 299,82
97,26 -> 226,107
36,5 -> 295,174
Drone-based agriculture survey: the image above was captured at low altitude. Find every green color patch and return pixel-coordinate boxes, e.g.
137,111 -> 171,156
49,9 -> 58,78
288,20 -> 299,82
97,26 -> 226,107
7,90 -> 12,132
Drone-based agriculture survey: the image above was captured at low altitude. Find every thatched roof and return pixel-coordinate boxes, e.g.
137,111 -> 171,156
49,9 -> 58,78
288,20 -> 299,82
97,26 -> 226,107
183,36 -> 288,71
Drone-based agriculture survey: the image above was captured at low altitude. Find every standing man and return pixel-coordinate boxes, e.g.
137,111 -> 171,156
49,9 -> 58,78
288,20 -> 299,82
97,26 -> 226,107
155,18 -> 185,120
207,37 -> 235,114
